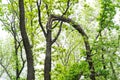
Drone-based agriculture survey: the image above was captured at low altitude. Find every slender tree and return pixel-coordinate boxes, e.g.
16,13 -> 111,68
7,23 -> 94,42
19,0 -> 35,80
37,0 -> 71,79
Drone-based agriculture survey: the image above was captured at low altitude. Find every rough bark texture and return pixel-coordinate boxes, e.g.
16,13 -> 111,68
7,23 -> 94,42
44,16 -> 52,80
37,1 -> 70,79
19,0 -> 35,80
48,14 -> 96,80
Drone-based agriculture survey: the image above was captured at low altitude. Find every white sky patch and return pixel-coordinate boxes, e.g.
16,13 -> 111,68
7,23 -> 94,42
53,9 -> 62,15
0,22 -> 9,39
86,0 -> 94,6
2,0 -> 8,4
0,0 -> 9,39
113,8 -> 120,26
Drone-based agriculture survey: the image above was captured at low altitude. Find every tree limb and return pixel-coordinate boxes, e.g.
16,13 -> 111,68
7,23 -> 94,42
50,14 -> 88,38
62,0 -> 70,16
51,22 -> 62,44
51,0 -> 71,44
37,0 -> 47,37
44,3 -> 49,17
51,0 -> 71,29
0,63 -> 12,80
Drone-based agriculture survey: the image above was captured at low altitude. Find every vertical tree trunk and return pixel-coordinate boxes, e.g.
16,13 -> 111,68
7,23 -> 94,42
19,0 -> 35,80
44,37 -> 51,80
44,17 -> 52,80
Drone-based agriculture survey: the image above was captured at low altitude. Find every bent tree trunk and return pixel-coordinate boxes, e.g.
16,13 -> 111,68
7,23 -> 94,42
48,14 -> 96,80
19,0 -> 35,80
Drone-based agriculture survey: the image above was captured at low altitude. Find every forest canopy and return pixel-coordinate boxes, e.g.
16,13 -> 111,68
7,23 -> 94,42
0,0 -> 120,80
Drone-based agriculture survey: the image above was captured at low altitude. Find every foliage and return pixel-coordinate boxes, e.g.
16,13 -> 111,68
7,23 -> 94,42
52,61 -> 89,80
0,0 -> 120,80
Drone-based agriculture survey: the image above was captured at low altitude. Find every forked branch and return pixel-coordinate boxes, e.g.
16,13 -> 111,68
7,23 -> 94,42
37,0 -> 47,37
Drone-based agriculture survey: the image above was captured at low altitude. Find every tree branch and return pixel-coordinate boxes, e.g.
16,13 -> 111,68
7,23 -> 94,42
37,0 -> 47,37
51,0 -> 71,44
51,0 -> 71,29
18,60 -> 26,77
18,41 -> 26,76
51,22 -> 62,44
50,14 -> 88,38
0,63 -> 12,80
62,0 -> 70,16
44,3 -> 49,17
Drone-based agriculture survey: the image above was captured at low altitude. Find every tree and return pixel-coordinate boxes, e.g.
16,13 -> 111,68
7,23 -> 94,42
19,0 -> 35,80
0,0 -> 120,80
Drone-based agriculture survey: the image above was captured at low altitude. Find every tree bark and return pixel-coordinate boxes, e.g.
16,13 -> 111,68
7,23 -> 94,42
37,1 -> 70,79
19,0 -> 35,80
44,16 -> 52,80
44,35 -> 52,80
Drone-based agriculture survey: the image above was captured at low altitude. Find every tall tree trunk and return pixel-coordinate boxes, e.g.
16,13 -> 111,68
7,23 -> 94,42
19,0 -> 35,80
44,36 -> 52,80
44,17 -> 52,80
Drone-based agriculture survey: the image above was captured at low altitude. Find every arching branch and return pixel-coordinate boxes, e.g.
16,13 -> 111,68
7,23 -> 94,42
48,14 -> 96,80
50,14 -> 88,37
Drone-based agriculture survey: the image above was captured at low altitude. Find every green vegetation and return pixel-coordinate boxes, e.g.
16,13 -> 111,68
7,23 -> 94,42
0,0 -> 120,80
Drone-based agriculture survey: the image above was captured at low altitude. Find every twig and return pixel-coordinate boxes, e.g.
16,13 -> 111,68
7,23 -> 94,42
0,63 -> 12,80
